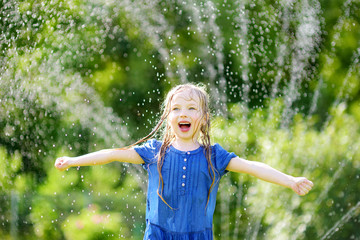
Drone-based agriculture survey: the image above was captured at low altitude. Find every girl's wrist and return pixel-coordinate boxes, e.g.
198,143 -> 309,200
68,157 -> 77,167
286,175 -> 295,188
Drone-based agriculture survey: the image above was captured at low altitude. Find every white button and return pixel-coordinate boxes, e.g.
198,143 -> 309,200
183,166 -> 186,170
187,152 -> 190,155
184,158 -> 187,162
182,183 -> 185,187
182,175 -> 186,178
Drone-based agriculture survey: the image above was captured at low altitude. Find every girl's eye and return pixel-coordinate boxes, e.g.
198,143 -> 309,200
172,108 -> 179,111
189,107 -> 196,110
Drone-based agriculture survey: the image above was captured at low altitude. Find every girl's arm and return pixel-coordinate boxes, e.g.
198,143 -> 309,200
226,157 -> 313,196
54,149 -> 144,171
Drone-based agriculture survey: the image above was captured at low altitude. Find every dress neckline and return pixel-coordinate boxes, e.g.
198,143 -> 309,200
169,145 -> 203,155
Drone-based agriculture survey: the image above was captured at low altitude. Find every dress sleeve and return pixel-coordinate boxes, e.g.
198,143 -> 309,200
133,139 -> 161,168
212,143 -> 237,177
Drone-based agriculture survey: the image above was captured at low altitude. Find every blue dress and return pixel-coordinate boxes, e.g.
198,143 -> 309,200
134,139 -> 237,240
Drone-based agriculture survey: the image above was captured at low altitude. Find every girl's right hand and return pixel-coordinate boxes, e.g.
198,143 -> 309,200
55,156 -> 73,171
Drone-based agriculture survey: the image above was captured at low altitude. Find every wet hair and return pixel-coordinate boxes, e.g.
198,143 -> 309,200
122,83 -> 216,210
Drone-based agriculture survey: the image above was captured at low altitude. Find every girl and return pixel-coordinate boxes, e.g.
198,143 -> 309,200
55,83 -> 313,239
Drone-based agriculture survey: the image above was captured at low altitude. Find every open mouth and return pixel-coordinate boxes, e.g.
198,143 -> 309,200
178,122 -> 191,132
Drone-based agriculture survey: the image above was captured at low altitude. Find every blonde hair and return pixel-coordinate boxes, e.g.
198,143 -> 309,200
122,83 -> 215,209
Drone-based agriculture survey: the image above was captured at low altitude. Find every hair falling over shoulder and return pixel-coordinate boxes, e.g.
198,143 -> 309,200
118,83 -> 217,210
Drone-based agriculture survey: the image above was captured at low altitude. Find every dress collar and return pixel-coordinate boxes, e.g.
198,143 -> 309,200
169,145 -> 203,155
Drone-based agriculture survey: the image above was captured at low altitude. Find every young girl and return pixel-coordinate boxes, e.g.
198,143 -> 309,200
55,83 -> 313,239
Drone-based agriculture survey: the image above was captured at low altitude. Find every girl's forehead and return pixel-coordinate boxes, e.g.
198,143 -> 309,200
171,90 -> 200,104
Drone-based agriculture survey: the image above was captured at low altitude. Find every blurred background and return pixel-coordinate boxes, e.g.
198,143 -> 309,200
0,0 -> 359,239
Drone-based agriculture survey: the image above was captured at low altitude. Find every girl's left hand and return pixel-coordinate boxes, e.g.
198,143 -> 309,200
55,156 -> 73,171
290,177 -> 314,196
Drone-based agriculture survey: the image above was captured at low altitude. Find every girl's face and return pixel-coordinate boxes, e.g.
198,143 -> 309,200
168,89 -> 204,143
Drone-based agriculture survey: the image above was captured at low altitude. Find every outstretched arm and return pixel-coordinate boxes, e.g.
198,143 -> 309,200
54,148 -> 144,171
226,157 -> 313,196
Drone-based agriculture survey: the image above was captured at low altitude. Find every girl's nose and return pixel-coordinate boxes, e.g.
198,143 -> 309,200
179,110 -> 188,117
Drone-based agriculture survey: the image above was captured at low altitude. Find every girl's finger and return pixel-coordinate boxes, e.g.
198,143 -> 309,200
300,188 -> 308,196
302,186 -> 311,192
298,184 -> 311,195
295,186 -> 303,195
306,180 -> 314,187
300,179 -> 313,187
301,182 -> 312,191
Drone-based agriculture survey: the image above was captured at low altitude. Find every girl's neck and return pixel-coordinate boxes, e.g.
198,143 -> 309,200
171,139 -> 201,151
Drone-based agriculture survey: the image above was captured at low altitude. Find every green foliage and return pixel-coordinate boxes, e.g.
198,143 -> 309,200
0,148 -> 22,192
212,100 -> 360,239
62,204 -> 129,240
